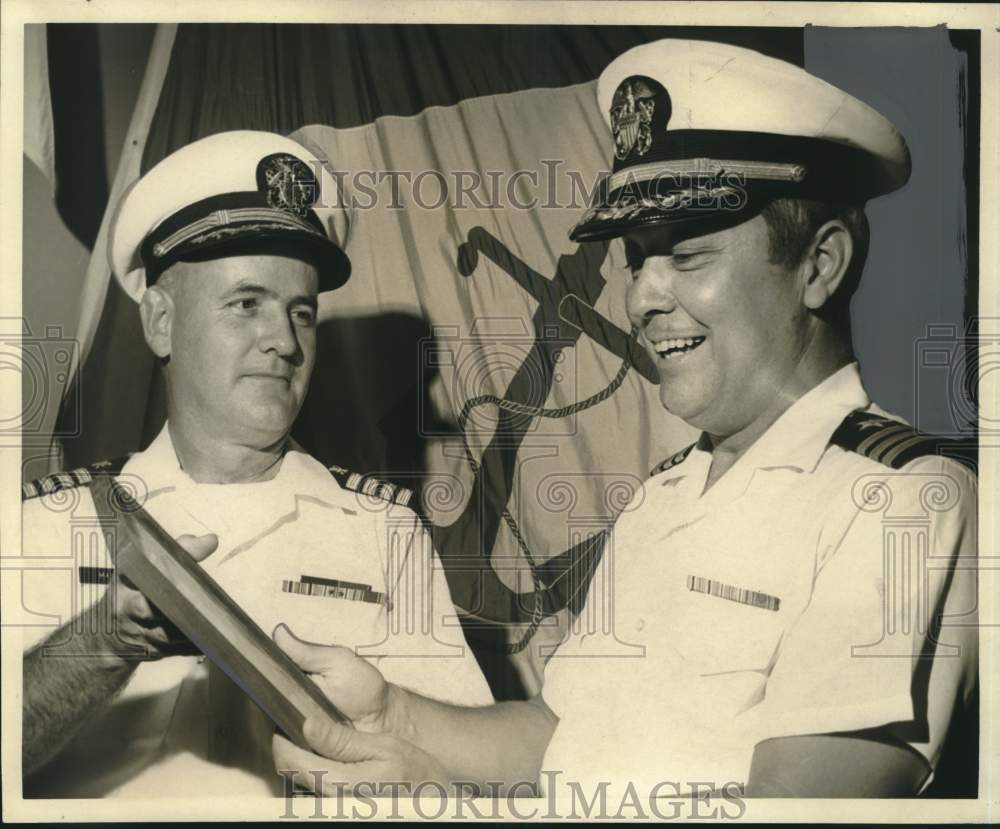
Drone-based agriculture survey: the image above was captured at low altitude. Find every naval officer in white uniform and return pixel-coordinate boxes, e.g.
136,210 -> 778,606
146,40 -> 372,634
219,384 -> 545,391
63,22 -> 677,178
268,40 -> 978,799
21,130 -> 492,798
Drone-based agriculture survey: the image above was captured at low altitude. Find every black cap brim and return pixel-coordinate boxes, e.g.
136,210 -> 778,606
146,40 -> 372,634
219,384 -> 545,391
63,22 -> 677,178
571,131 -> 898,243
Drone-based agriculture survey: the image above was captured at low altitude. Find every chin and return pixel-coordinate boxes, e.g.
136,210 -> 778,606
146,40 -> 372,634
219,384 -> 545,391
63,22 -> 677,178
657,385 -> 705,425
237,411 -> 297,443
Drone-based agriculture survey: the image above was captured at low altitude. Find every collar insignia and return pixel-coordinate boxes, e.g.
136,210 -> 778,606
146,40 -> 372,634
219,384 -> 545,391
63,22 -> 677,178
650,442 -> 696,477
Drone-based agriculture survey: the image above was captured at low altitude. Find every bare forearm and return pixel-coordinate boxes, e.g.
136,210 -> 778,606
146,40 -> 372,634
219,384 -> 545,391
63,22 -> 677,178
390,686 -> 557,791
22,609 -> 137,775
23,530 -> 214,777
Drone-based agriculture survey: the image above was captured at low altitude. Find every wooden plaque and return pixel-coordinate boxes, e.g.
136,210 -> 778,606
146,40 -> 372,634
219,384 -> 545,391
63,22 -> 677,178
93,475 -> 349,749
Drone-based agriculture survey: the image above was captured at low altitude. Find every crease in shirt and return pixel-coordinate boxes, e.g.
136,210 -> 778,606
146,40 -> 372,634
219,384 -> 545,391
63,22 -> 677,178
213,494 -> 346,565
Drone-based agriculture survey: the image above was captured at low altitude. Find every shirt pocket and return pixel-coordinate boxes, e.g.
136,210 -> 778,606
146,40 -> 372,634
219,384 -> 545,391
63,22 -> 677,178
669,577 -> 786,675
269,577 -> 389,649
208,534 -> 390,650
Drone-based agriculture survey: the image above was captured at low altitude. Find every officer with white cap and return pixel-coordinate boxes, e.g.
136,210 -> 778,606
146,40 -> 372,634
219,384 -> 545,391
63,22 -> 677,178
21,131 -> 492,798
569,37 -> 910,241
267,41 -> 977,799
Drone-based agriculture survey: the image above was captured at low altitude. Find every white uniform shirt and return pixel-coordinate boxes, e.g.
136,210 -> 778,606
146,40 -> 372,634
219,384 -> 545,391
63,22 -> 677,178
21,425 -> 492,798
541,364 -> 977,795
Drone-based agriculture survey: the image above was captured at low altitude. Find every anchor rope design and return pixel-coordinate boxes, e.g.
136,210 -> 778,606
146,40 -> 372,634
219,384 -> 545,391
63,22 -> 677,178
455,328 -> 637,653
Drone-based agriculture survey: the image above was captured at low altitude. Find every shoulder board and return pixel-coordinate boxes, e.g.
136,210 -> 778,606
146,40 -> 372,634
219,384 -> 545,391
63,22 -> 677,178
649,442 -> 696,477
327,465 -> 414,508
830,410 -> 976,473
21,455 -> 132,502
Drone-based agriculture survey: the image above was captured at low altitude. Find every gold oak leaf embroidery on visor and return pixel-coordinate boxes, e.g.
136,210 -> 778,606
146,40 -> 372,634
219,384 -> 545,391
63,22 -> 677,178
282,575 -> 391,609
686,575 -> 781,612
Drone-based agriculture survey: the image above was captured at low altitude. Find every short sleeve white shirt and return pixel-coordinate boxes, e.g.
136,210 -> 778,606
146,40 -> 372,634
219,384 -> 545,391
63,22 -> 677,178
21,425 -> 492,797
541,364 -> 977,796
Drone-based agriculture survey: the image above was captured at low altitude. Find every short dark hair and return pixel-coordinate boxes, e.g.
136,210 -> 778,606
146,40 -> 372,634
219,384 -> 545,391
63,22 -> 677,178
760,198 -> 870,323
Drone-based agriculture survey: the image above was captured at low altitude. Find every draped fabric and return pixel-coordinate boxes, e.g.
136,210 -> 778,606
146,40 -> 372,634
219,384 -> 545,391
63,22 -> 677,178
60,25 -> 804,477
52,24 -> 973,697
23,26 -> 55,193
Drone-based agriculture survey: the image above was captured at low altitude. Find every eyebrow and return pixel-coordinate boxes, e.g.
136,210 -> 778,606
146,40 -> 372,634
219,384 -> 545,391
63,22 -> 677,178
624,238 -> 720,258
671,241 -> 719,252
224,281 -> 318,309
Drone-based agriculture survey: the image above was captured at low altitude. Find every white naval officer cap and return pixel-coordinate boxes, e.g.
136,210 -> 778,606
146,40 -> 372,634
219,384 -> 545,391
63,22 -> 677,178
570,39 -> 911,241
109,130 -> 351,302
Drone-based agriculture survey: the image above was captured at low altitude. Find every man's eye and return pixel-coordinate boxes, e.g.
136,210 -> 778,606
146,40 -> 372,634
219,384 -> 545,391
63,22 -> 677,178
230,297 -> 259,313
672,252 -> 706,268
291,308 -> 317,327
623,242 -> 645,275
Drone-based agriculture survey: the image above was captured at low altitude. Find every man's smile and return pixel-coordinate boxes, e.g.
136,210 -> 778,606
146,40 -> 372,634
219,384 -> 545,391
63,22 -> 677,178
643,332 -> 707,362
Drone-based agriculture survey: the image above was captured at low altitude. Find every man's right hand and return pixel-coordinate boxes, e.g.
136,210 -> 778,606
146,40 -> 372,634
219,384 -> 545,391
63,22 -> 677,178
268,626 -> 557,796
270,625 -> 452,795
96,533 -> 218,660
272,624 -> 392,731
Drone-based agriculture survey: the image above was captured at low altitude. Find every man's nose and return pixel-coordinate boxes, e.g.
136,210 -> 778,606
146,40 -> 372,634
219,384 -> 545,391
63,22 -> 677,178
258,310 -> 300,359
626,258 -> 677,325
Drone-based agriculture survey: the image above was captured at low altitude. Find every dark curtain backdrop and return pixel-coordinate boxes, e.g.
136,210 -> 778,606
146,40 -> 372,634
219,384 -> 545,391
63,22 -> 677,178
142,25 -> 803,157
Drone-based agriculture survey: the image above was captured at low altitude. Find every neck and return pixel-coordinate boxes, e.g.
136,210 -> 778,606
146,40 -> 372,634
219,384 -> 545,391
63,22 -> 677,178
704,329 -> 854,488
166,413 -> 288,484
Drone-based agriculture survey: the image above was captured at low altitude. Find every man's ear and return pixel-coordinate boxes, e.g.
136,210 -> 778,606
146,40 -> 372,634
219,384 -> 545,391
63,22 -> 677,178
139,284 -> 175,359
800,220 -> 853,311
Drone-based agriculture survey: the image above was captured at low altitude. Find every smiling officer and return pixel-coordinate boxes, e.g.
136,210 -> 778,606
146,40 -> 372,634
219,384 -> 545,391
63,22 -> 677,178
20,130 -> 492,798
267,40 -> 978,799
